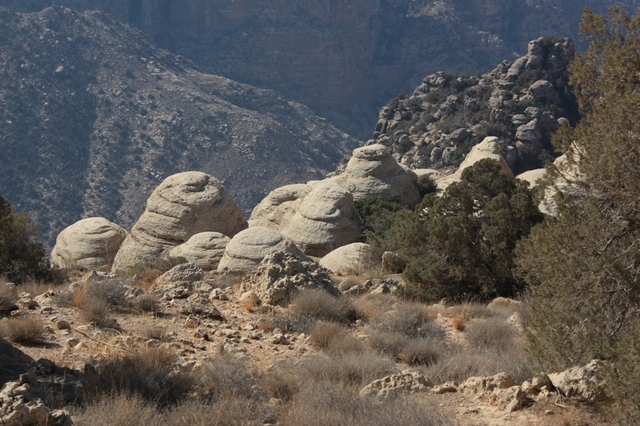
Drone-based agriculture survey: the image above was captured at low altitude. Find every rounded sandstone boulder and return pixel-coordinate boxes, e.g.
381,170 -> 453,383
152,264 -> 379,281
112,172 -> 247,274
169,232 -> 230,271
217,227 -> 307,273
330,144 -> 421,208
50,217 -> 127,272
319,243 -> 371,275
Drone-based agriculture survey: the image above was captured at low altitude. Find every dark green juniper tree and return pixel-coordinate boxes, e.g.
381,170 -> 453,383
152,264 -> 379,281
0,195 -> 54,283
514,7 -> 640,421
398,158 -> 542,303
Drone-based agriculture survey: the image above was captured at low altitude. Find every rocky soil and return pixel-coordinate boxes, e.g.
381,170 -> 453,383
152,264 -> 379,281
1,1 -> 638,137
0,6 -> 358,248
0,265 -> 612,425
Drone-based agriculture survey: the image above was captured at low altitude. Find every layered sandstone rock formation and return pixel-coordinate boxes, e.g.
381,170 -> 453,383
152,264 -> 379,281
112,172 -> 246,274
50,218 -> 127,272
330,144 -> 421,208
217,227 -> 306,273
169,232 -> 231,271
250,181 -> 363,257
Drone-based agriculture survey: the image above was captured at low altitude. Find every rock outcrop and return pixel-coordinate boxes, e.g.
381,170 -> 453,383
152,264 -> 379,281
50,217 -> 127,272
169,232 -> 230,271
240,251 -> 339,306
112,172 -> 247,274
330,144 -> 421,208
370,36 -> 579,176
360,372 -> 433,398
250,181 -> 363,257
319,243 -> 371,275
435,137 -> 514,190
217,227 -> 306,273
248,184 -> 307,228
548,360 -> 607,403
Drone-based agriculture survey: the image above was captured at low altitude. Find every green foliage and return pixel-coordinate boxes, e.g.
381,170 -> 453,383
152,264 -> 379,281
605,316 -> 640,423
515,8 -> 640,417
398,159 -> 541,302
0,195 -> 57,283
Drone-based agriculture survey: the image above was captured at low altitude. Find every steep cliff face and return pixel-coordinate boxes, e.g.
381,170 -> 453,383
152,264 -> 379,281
0,6 -> 357,248
1,0 -> 637,137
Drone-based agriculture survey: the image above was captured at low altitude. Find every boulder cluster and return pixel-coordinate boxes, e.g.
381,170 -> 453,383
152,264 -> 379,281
51,131 -> 529,292
50,143 -> 428,281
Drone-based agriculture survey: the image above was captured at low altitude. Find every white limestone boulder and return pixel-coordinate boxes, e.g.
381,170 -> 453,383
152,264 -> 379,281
112,172 -> 247,274
169,232 -> 230,271
330,144 -> 421,208
279,181 -> 363,257
248,184 -> 307,227
217,227 -> 307,273
319,243 -> 371,275
50,217 -> 127,272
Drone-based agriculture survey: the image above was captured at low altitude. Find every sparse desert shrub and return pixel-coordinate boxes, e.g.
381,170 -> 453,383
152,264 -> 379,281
398,338 -> 444,366
417,321 -> 447,340
326,332 -> 365,355
308,321 -> 347,349
279,380 -> 454,426
84,347 -> 193,407
353,293 -> 396,322
85,279 -> 127,308
134,293 -> 159,313
466,318 -> 516,352
301,351 -> 396,389
0,315 -> 45,344
419,349 -> 489,384
290,289 -> 355,323
259,362 -> 305,403
80,298 -> 115,328
74,393 -> 160,426
162,397 -> 274,426
196,353 -> 256,402
368,330 -> 410,358
373,300 -> 437,337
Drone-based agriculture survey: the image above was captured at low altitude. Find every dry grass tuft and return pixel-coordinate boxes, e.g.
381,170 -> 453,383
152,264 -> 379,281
352,293 -> 397,322
289,289 -> 355,323
308,321 -> 346,349
80,298 -> 115,328
466,318 -> 516,352
279,380 -> 454,426
398,338 -> 444,366
0,315 -> 45,344
452,315 -> 466,331
447,302 -> 494,320
134,293 -> 159,313
140,324 -> 167,341
301,351 -> 396,389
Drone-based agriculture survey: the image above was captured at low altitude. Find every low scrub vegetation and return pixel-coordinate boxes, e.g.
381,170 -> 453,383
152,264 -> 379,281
0,315 -> 45,344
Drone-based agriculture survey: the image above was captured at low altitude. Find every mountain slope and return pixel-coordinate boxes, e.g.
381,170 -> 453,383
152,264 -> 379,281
0,0 -> 637,137
0,6 -> 358,248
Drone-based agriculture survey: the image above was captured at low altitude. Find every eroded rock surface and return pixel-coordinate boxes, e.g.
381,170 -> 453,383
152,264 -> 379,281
50,217 -> 127,272
241,251 -> 338,306
112,172 -> 247,274
217,227 -> 306,273
169,232 -> 230,271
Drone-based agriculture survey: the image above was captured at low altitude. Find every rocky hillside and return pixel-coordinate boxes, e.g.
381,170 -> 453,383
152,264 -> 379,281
0,6 -> 358,248
0,1 -> 637,137
368,36 -> 580,175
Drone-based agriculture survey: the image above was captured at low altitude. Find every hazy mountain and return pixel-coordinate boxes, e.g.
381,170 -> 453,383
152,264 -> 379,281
0,6 -> 358,248
0,0 -> 637,137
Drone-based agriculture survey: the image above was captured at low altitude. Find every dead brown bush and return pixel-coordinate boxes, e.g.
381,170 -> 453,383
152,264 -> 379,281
300,351 -> 395,389
352,293 -> 397,322
134,293 -> 159,313
0,315 -> 45,344
84,347 -> 193,407
466,318 -> 516,352
290,289 -> 355,323
279,380 -> 455,426
398,338 -> 444,366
